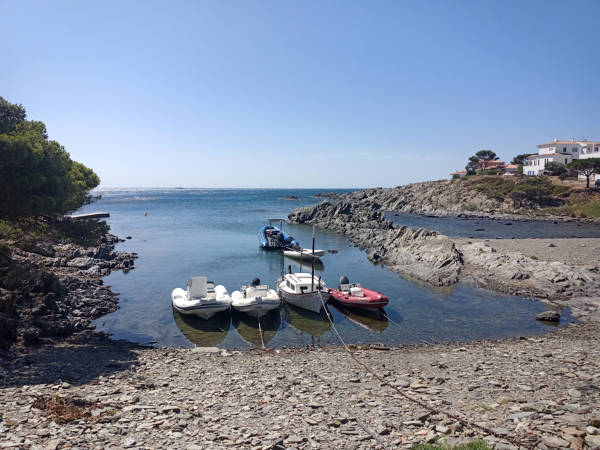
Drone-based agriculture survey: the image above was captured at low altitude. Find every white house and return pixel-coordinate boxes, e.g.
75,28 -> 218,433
523,139 -> 600,180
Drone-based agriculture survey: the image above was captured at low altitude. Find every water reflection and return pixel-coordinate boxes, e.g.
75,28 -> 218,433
287,257 -> 325,272
172,309 -> 230,347
262,249 -> 326,274
232,309 -> 281,347
282,303 -> 332,346
329,304 -> 389,333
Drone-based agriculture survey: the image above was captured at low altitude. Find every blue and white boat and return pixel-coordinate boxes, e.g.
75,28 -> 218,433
258,219 -> 299,249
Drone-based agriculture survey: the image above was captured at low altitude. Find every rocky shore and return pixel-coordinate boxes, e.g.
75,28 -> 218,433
288,199 -> 600,320
315,180 -> 600,222
0,219 -> 136,353
1,323 -> 599,449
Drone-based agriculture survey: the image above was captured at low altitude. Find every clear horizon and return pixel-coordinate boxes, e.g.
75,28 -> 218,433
3,0 -> 599,188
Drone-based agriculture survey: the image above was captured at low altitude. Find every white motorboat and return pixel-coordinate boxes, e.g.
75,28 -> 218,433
277,272 -> 330,313
231,278 -> 281,318
283,248 -> 325,260
171,277 -> 231,320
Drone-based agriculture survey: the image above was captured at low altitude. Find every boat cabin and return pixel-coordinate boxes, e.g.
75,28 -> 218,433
283,273 -> 324,294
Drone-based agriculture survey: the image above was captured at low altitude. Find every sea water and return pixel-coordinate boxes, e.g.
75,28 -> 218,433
76,189 -> 573,349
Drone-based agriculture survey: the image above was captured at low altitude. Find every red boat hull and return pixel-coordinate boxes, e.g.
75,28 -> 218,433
328,287 -> 388,309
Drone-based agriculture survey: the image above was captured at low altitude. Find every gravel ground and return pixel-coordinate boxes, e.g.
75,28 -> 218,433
457,238 -> 600,267
1,322 -> 599,449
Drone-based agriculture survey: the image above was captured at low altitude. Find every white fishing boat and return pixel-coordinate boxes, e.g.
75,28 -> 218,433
277,272 -> 330,313
171,277 -> 231,320
231,278 -> 281,318
282,248 -> 325,260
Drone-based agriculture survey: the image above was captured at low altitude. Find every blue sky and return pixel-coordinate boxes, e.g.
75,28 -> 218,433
2,0 -> 599,188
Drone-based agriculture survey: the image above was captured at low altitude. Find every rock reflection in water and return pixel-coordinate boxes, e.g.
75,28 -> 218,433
329,304 -> 389,333
172,308 -> 230,347
232,309 -> 281,347
282,303 -> 331,346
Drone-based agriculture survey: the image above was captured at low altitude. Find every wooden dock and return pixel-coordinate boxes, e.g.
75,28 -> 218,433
69,212 -> 110,219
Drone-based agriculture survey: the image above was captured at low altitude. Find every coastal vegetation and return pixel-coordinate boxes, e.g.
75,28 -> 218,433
460,175 -> 600,218
0,97 -> 100,218
568,157 -> 600,188
465,150 -> 499,175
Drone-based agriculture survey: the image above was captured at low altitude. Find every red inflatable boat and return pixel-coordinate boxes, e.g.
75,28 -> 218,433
328,276 -> 388,309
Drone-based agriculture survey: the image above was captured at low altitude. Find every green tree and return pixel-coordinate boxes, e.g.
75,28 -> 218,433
0,97 -> 100,216
568,158 -> 600,188
511,153 -> 533,165
545,161 -> 567,177
465,150 -> 498,174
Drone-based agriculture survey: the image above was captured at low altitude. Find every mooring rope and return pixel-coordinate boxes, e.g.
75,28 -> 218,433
257,316 -> 266,349
281,309 -> 390,449
316,291 -> 533,449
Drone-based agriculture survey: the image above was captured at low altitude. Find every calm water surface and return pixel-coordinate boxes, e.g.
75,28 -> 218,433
77,189 -> 573,349
388,212 -> 600,239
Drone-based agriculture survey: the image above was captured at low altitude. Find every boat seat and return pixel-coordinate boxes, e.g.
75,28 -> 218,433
188,276 -> 207,299
339,283 -> 351,292
350,286 -> 365,297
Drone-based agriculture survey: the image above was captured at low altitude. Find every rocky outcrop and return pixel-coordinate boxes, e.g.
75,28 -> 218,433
316,180 -> 598,222
289,199 -> 600,314
0,231 -> 135,353
455,240 -> 600,301
289,201 -> 463,286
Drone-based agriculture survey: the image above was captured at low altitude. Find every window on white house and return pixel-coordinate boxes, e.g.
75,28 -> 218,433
563,147 -> 567,152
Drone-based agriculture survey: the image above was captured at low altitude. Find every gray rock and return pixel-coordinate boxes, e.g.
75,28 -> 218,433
536,311 -> 560,322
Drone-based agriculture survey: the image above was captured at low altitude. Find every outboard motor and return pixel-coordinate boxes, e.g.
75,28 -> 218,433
250,277 -> 260,287
338,275 -> 349,290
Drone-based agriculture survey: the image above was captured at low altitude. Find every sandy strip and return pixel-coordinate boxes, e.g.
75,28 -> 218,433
454,238 -> 600,267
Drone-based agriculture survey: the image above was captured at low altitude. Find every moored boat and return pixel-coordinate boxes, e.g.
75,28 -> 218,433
328,275 -> 388,309
231,278 -> 281,318
277,272 -> 330,313
282,248 -> 325,260
171,276 -> 232,320
258,219 -> 299,249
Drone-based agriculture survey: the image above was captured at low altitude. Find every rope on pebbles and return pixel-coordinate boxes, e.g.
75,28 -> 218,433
314,290 -> 534,450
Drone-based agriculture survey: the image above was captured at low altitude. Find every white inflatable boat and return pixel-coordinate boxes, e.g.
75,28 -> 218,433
171,277 -> 231,320
231,278 -> 280,319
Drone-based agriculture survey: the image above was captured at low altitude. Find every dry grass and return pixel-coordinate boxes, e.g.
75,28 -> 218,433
32,395 -> 98,424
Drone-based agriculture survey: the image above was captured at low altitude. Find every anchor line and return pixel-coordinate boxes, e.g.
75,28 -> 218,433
281,310 -> 390,450
316,291 -> 532,449
257,316 -> 266,349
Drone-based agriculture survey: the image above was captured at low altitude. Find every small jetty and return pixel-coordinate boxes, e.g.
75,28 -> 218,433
68,212 -> 110,219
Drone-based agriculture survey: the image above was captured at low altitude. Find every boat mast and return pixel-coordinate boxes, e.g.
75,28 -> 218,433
311,225 -> 315,291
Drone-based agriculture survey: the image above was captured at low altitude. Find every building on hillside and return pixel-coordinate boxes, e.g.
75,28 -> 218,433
503,163 -> 520,175
480,160 -> 506,171
450,160 -> 514,178
523,139 -> 600,180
